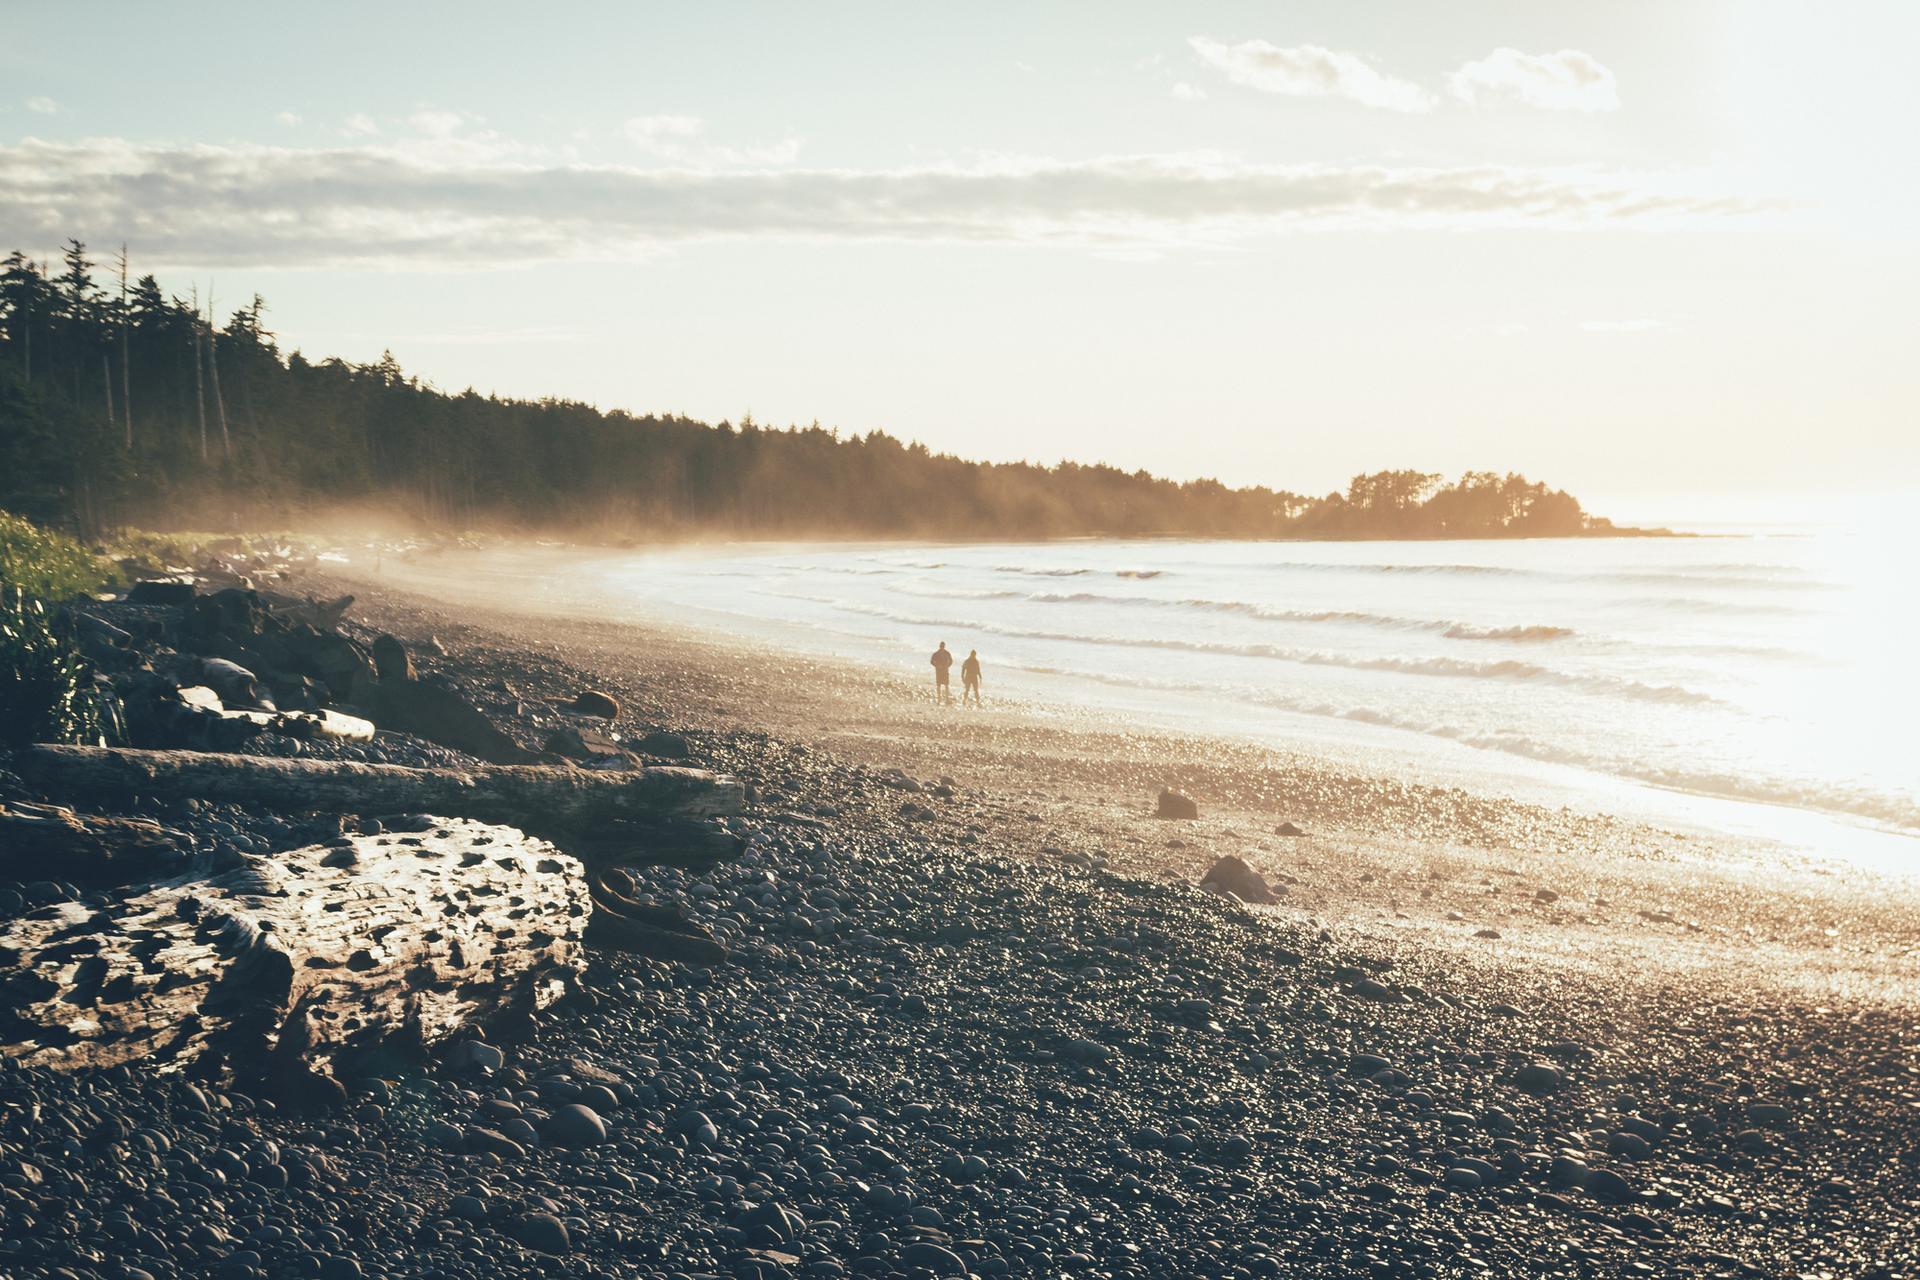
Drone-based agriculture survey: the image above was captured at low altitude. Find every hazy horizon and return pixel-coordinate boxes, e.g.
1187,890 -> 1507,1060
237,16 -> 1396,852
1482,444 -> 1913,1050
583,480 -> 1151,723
4,0 -> 1915,505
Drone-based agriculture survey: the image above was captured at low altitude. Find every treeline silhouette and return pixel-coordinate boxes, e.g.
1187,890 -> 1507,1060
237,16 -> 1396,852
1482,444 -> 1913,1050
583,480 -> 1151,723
1,240 -> 1625,540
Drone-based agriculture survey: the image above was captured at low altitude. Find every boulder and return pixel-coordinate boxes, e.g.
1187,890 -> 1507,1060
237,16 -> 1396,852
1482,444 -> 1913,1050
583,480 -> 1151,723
278,626 -> 376,702
371,633 -> 415,683
543,1103 -> 608,1148
367,678 -> 531,764
201,657 -> 275,711
1514,1063 -> 1563,1096
186,587 -> 269,645
898,1242 -> 968,1277
447,1040 -> 506,1073
511,1214 -> 571,1254
1275,821 -> 1305,837
635,730 -> 691,759
127,579 -> 195,606
1156,788 -> 1198,820
542,725 -> 633,769
568,690 -> 621,719
1200,855 -> 1279,905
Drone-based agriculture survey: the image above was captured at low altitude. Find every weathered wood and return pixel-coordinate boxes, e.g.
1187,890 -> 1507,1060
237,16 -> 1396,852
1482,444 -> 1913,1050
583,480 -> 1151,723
0,818 -> 588,1076
588,869 -> 727,967
571,816 -> 748,869
176,688 -> 376,743
20,745 -> 745,841
0,802 -> 189,887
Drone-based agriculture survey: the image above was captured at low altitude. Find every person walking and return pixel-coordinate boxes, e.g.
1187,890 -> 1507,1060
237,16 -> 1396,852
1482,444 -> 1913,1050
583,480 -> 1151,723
961,648 -> 983,707
930,641 -> 954,704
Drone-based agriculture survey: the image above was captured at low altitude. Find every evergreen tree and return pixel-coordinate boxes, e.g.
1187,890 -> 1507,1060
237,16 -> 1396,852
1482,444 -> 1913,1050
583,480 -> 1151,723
0,236 -> 1608,540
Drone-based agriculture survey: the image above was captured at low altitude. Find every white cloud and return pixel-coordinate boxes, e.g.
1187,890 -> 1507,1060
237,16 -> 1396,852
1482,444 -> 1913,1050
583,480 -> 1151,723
0,137 -> 1759,271
1450,49 -> 1620,112
623,115 -> 800,167
1170,82 -> 1207,102
708,138 -> 804,166
1189,37 -> 1433,113
1580,318 -> 1666,333
26,96 -> 59,115
274,111 -> 303,127
624,115 -> 706,147
408,109 -> 466,138
341,113 -> 380,137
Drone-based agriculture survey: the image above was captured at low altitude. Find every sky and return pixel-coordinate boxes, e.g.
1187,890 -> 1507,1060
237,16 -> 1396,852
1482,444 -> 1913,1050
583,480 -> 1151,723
2,0 -> 1916,515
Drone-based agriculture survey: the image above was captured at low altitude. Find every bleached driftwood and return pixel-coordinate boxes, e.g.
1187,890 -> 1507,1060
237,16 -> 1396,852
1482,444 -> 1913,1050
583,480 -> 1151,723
20,744 -> 744,842
0,818 -> 587,1079
178,687 -> 376,742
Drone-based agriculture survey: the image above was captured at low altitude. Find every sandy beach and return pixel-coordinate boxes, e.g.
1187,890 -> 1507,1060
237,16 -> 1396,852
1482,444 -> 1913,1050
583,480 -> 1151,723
336,563 -> 1920,1006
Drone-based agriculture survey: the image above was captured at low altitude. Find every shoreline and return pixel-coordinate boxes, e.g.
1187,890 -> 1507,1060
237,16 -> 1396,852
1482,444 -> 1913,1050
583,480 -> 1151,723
321,564 -> 1920,1007
347,534 -> 1918,859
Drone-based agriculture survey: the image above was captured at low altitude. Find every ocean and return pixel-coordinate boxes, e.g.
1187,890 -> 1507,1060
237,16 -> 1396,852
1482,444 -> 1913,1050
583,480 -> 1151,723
370,523 -> 1919,865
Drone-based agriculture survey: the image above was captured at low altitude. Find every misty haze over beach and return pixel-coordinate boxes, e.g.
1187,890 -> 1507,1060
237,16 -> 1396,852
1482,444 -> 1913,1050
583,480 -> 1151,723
4,4 -> 1919,1279
364,519 -> 1918,866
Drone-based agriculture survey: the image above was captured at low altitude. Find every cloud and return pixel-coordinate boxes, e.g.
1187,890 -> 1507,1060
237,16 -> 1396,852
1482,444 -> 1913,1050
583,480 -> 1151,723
624,114 -> 705,147
274,111 -> 303,127
623,115 -> 801,167
408,109 -> 467,138
26,97 -> 59,115
1579,318 -> 1666,333
341,113 -> 380,137
1189,37 -> 1433,112
0,136 -> 1760,271
1170,82 -> 1207,102
1449,49 -> 1619,112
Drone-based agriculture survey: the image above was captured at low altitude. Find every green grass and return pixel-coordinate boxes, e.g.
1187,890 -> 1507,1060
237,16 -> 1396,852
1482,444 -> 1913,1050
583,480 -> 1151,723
0,510 -> 115,599
0,589 -> 109,747
0,511 -> 115,748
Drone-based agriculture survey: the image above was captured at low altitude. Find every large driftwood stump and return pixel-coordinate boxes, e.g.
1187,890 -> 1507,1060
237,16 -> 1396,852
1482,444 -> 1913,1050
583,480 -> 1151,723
0,801 -> 190,886
0,818 -> 587,1079
21,745 -> 744,843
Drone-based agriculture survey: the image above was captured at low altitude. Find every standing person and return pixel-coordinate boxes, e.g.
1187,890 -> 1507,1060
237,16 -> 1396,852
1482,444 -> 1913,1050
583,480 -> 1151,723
961,648 -> 983,707
930,641 -> 954,704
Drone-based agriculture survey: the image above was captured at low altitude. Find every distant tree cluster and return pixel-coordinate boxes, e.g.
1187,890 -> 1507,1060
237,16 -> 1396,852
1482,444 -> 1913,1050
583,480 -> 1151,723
0,240 -> 1620,540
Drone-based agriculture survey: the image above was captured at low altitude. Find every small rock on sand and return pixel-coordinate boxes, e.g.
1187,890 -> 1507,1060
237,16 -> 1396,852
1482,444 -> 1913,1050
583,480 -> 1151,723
512,1213 -> 571,1254
543,1103 -> 608,1147
1200,854 -> 1280,905
1514,1062 -> 1562,1096
542,724 -> 631,768
636,729 -> 691,758
568,689 -> 621,719
1156,788 -> 1199,819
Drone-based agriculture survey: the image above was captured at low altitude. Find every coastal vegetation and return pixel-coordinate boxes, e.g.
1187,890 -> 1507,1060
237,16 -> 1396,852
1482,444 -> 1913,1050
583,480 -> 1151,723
2,241 -> 1622,540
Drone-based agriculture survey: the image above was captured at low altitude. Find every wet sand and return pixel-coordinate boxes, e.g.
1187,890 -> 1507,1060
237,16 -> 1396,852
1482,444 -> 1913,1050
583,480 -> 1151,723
331,566 -> 1920,1007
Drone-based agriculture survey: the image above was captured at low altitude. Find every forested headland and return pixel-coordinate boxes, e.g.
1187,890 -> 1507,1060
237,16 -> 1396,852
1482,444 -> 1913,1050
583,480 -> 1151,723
1,240 -> 1638,541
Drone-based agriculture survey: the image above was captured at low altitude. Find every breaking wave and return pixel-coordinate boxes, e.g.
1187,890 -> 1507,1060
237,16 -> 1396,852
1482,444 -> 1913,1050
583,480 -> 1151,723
775,594 -> 1716,705
1014,590 -> 1575,642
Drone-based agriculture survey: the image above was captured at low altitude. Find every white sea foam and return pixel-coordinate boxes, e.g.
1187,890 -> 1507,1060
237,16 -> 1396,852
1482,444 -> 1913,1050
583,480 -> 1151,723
396,529 -> 1917,847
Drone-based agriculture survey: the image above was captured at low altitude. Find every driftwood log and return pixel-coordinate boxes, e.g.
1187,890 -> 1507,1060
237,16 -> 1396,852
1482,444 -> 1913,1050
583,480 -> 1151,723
0,801 -> 190,887
0,818 -> 587,1081
20,745 -> 744,846
588,867 -> 728,966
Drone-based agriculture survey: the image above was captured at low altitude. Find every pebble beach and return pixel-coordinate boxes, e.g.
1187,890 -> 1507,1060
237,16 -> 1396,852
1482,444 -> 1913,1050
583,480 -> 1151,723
3,570 -> 1917,1280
